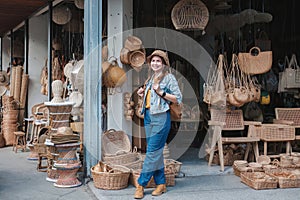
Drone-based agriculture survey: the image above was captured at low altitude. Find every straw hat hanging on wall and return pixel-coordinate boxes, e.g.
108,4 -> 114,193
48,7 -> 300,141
53,5 -> 72,25
0,71 -> 9,86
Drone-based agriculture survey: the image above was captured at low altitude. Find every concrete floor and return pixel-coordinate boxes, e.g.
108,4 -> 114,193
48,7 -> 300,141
1,146 -> 300,200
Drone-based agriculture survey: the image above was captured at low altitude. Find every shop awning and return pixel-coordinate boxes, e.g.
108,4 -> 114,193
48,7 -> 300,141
0,0 -> 49,37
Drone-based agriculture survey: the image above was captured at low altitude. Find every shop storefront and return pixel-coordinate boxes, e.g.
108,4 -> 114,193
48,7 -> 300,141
0,0 -> 300,189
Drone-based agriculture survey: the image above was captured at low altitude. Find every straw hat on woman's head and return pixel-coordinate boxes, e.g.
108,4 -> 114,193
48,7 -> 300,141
0,71 -> 9,86
146,50 -> 170,67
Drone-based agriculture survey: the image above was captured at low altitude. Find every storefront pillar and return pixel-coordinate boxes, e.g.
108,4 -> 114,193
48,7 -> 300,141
107,0 -> 133,139
84,0 -> 103,176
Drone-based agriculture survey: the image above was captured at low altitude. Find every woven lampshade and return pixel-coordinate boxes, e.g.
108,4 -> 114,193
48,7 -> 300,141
171,0 -> 209,31
53,5 -> 72,25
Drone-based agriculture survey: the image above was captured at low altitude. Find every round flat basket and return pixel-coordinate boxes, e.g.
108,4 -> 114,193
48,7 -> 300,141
53,5 -> 72,25
102,129 -> 131,156
129,50 -> 145,69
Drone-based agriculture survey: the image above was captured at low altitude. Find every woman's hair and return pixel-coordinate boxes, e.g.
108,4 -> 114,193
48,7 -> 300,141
144,55 -> 169,85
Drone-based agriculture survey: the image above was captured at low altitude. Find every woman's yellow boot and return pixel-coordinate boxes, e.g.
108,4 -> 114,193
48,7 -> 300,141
134,184 -> 144,199
152,184 -> 166,196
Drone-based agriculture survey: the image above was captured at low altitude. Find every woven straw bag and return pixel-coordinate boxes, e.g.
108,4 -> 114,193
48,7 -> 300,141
102,58 -> 127,88
207,54 -> 227,108
227,92 -> 244,107
238,47 -> 272,75
102,129 -> 131,156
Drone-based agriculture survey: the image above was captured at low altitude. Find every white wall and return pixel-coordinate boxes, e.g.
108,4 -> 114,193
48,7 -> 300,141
2,35 -> 10,71
28,13 -> 48,114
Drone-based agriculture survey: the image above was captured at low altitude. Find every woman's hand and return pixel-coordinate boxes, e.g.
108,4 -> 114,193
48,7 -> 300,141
152,83 -> 162,95
137,87 -> 145,97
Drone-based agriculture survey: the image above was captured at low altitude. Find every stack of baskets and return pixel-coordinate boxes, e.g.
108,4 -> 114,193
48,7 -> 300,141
120,35 -> 145,72
102,129 -> 142,170
1,96 -> 19,146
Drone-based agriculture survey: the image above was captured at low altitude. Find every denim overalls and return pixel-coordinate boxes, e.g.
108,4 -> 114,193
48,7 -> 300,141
138,73 -> 182,186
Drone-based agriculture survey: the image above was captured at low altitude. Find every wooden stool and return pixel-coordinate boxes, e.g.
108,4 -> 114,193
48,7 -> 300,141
13,131 -> 26,153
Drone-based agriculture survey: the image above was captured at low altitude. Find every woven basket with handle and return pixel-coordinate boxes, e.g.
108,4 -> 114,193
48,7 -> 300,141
102,129 -> 131,156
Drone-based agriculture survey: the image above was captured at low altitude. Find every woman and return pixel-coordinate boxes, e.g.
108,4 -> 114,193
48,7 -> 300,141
134,50 -> 182,199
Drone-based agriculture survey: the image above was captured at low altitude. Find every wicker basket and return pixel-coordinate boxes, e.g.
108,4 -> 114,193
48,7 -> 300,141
129,50 -> 145,68
102,151 -> 138,165
91,165 -> 131,190
260,124 -> 295,141
123,158 -> 143,170
280,155 -> 294,167
240,172 -> 278,190
275,108 -> 300,127
164,159 -> 182,175
130,169 -> 175,188
257,155 -> 271,165
124,36 -> 142,51
265,169 -> 300,188
102,129 -> 131,156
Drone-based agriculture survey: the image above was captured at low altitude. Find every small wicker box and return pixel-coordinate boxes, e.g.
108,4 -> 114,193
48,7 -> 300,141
260,124 -> 295,141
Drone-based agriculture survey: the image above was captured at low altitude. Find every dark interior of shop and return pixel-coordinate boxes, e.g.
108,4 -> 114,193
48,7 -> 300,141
131,0 -> 300,161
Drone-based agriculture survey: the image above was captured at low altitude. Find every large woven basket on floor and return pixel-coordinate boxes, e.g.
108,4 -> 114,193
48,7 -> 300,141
91,164 -> 131,190
240,172 -> 278,190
